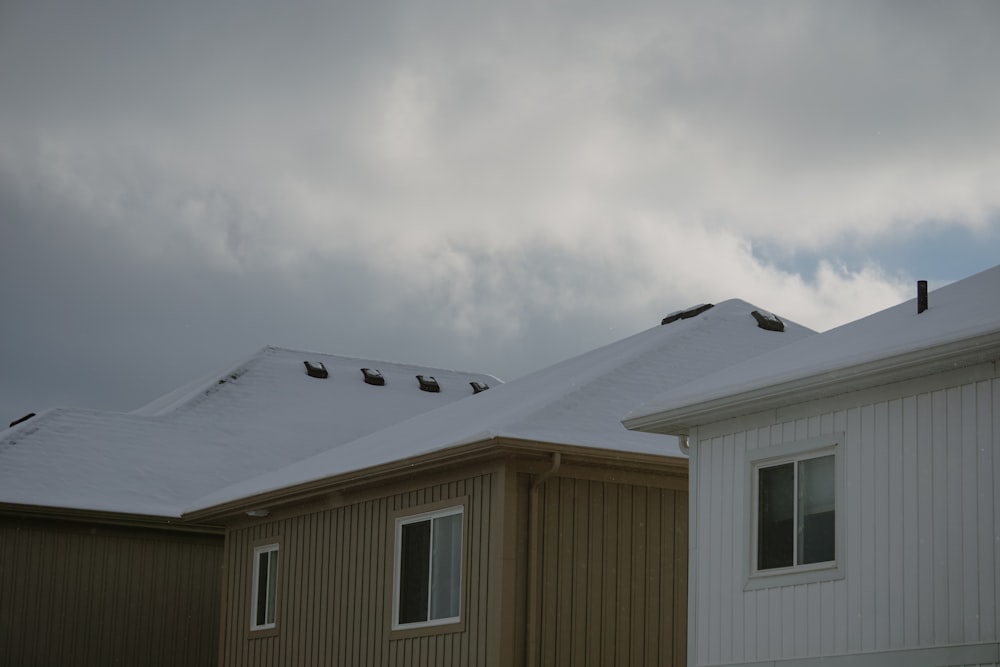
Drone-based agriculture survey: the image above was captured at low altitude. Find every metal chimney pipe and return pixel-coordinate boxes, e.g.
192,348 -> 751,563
917,280 -> 928,314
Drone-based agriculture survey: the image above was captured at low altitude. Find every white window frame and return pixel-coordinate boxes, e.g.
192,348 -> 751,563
391,503 -> 464,631
251,543 -> 279,631
745,434 -> 845,590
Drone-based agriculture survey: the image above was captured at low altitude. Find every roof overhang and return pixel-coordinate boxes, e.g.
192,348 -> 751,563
182,437 -> 688,523
625,329 -> 1000,436
0,503 -> 223,534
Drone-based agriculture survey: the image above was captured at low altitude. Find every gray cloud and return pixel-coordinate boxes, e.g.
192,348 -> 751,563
2,0 -> 998,423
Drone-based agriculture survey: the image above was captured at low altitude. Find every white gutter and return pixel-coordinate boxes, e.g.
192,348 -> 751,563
626,330 -> 1000,435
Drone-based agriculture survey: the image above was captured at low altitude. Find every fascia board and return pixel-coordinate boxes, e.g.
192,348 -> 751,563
183,437 -> 689,522
626,330 -> 1000,436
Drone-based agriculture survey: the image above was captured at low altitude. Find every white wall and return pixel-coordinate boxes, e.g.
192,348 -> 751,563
689,369 -> 1000,666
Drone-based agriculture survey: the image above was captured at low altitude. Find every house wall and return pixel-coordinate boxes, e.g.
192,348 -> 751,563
532,473 -> 688,667
218,456 -> 690,667
0,515 -> 223,667
689,368 -> 1000,667
219,471 -> 497,667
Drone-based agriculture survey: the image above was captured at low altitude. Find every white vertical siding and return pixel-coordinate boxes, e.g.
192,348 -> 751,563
691,376 -> 1000,666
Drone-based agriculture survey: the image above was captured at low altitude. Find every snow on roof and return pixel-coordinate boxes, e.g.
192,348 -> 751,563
626,264 -> 1000,432
188,300 -> 815,513
0,347 -> 498,517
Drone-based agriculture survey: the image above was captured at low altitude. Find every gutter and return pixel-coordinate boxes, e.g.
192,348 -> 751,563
526,452 -> 561,666
625,330 -> 1000,435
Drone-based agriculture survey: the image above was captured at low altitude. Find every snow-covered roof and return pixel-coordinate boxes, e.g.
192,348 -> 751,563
0,347 -> 498,517
626,264 -> 1000,434
187,299 -> 815,514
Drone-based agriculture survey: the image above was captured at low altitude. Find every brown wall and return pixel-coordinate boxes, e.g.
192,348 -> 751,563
0,516 -> 223,667
220,458 -> 688,667
220,472 -> 496,667
532,474 -> 688,667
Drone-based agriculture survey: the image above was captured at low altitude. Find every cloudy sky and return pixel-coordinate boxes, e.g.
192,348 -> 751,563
2,0 -> 999,425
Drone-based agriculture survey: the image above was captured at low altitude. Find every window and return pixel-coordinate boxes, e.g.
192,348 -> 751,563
251,543 -> 279,631
747,436 -> 843,588
392,504 -> 463,630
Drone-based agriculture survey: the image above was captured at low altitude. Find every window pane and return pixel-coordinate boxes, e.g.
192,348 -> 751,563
255,552 -> 270,627
266,550 -> 278,624
399,520 -> 431,624
429,513 -> 462,620
799,455 -> 835,564
758,463 -> 794,570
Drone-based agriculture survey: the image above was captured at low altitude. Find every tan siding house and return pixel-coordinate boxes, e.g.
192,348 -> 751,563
0,349 -> 496,667
205,447 -> 688,667
0,514 -> 222,667
1,300 -> 810,666
188,299 -> 812,667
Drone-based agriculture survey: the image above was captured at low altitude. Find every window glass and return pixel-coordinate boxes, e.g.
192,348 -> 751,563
399,520 -> 431,624
757,462 -> 794,570
798,454 -> 835,564
252,545 -> 278,629
430,512 -> 462,619
756,452 -> 835,572
395,506 -> 463,628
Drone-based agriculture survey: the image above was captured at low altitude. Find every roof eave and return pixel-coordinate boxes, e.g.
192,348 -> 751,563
626,329 -> 1000,436
183,437 -> 688,523
0,503 -> 223,534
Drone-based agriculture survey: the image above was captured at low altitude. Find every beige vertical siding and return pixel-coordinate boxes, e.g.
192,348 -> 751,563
533,475 -> 688,667
0,517 -> 223,667
220,472 -> 495,667
691,374 -> 1000,666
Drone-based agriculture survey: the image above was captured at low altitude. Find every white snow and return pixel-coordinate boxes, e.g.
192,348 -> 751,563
0,347 -> 498,517
1,298 -> 818,520
628,264 -> 1000,426
187,299 -> 815,513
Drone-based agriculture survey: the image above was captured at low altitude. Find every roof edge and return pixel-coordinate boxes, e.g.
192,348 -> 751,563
0,503 -> 223,534
183,437 -> 688,522
625,329 -> 1000,435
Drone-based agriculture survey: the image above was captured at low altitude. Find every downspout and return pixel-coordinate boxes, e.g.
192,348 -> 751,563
526,452 -> 561,666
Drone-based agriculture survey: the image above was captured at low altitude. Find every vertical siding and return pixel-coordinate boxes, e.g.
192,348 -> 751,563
534,475 -> 687,667
0,517 -> 222,667
221,473 -> 494,667
691,376 -> 1000,665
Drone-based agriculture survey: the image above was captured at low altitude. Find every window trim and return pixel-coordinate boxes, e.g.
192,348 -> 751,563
389,497 -> 468,637
745,434 -> 845,590
250,540 -> 280,634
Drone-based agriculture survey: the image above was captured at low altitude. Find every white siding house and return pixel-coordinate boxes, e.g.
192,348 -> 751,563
626,265 -> 1000,667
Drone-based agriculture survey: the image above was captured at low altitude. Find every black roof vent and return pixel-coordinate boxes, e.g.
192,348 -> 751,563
361,368 -> 385,386
416,375 -> 440,393
470,381 -> 490,394
9,412 -> 35,428
661,303 -> 714,325
304,361 -> 329,379
751,310 -> 784,332
917,280 -> 928,314
217,371 -> 242,385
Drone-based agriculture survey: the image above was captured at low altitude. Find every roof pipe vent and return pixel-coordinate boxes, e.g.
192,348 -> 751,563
304,361 -> 329,379
661,303 -> 714,325
361,368 -> 385,386
751,310 -> 785,332
470,381 -> 490,394
917,280 -> 928,314
416,375 -> 440,393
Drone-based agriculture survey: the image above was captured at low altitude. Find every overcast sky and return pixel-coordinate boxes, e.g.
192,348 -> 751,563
2,1 -> 999,425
